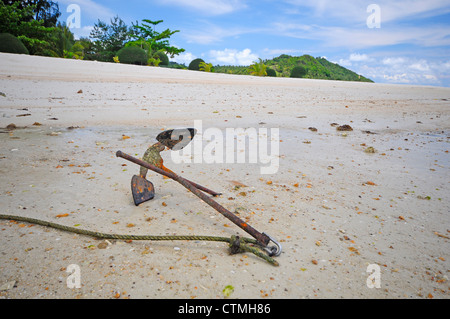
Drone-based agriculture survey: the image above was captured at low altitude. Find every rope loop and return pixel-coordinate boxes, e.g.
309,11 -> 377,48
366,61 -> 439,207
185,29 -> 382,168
0,214 -> 279,266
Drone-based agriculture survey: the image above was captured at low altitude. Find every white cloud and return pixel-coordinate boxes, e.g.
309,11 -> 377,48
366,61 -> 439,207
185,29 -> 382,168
349,53 -> 369,62
271,21 -> 450,50
284,0 -> 450,24
337,53 -> 371,67
382,57 -> 406,65
209,48 -> 258,65
349,55 -> 448,86
171,52 -> 197,65
183,22 -> 264,45
58,0 -> 116,21
71,25 -> 94,39
409,60 -> 430,72
157,0 -> 247,15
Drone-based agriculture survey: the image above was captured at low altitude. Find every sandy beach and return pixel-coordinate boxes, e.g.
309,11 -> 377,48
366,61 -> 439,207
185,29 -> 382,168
0,52 -> 449,299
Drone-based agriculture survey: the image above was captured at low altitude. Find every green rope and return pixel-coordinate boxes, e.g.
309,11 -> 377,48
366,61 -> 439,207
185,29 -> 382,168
0,214 -> 278,266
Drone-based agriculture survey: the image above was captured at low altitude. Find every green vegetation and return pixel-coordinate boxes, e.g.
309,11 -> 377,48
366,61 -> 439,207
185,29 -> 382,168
290,65 -> 307,78
248,58 -> 267,76
199,61 -> 214,72
0,32 -> 29,54
212,65 -> 248,75
0,1 -> 372,83
0,1 -> 185,66
127,19 -> 184,59
188,58 -> 205,71
89,16 -> 130,62
0,0 -> 58,55
117,45 -> 147,65
267,54 -> 373,82
214,54 -> 373,82
266,67 -> 276,77
154,50 -> 169,66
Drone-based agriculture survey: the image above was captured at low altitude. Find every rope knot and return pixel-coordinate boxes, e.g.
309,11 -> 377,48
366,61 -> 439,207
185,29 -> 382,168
229,235 -> 242,255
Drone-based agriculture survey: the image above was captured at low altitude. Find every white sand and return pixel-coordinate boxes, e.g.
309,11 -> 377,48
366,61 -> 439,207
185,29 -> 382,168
0,52 -> 449,299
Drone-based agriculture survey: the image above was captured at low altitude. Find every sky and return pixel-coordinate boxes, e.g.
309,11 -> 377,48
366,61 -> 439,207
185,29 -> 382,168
56,0 -> 450,87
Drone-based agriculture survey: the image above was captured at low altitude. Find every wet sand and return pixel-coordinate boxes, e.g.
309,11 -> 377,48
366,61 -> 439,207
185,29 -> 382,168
0,53 -> 449,299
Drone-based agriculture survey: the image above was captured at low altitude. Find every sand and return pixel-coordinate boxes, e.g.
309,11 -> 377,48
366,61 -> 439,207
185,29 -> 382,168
0,52 -> 449,299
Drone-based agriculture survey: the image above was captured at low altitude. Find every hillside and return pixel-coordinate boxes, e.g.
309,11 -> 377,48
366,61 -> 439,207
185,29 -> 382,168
214,54 -> 374,83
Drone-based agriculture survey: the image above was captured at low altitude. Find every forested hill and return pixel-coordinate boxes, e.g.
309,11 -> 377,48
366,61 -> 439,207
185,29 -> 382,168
214,54 -> 374,83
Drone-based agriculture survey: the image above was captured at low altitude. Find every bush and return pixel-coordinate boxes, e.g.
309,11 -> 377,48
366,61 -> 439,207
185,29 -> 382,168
154,51 -> 169,66
188,58 -> 205,71
290,66 -> 307,78
117,46 -> 147,65
266,68 -> 276,77
0,33 -> 29,55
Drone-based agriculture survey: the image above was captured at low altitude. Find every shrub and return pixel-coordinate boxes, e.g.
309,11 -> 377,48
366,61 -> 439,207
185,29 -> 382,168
117,46 -> 147,65
188,58 -> 205,71
266,68 -> 276,77
199,61 -> 214,72
290,66 -> 307,78
147,57 -> 161,66
0,33 -> 29,55
154,51 -> 169,66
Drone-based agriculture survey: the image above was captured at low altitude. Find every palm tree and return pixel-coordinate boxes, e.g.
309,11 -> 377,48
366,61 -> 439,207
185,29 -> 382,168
248,58 -> 267,76
199,61 -> 214,72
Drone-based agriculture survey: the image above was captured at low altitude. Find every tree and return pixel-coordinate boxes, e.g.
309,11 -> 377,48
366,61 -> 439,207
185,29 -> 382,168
0,32 -> 29,54
199,61 -> 214,72
89,16 -> 131,62
0,1 -> 56,55
266,67 -> 276,77
51,22 -> 74,57
117,46 -> 147,65
290,65 -> 307,78
128,19 -> 185,58
188,58 -> 204,71
125,19 -> 184,67
248,58 -> 267,76
2,1 -> 60,27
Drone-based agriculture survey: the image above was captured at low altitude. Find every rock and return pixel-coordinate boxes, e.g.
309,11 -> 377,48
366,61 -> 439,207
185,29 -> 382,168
97,240 -> 110,249
0,280 -> 16,291
6,123 -> 16,130
364,146 -> 376,153
336,124 -> 353,131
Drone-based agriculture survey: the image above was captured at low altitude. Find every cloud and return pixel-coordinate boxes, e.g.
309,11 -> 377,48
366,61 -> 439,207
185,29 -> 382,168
341,53 -> 448,86
157,0 -> 247,15
72,25 -> 94,39
171,52 -> 197,65
284,0 -> 450,24
275,1 -> 450,51
58,0 -> 116,21
270,21 -> 450,50
208,48 -> 258,65
183,22 -> 264,45
349,53 -> 369,62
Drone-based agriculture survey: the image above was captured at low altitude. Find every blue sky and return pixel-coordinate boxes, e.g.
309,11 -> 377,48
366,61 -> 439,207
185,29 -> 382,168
57,0 -> 450,87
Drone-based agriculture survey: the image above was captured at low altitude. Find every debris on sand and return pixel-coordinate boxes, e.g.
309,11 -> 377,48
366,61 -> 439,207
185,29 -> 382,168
6,123 -> 16,130
336,124 -> 353,131
364,146 -> 376,153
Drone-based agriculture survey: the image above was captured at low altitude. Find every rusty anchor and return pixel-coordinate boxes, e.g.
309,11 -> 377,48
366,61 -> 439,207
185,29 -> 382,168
116,128 -> 281,256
